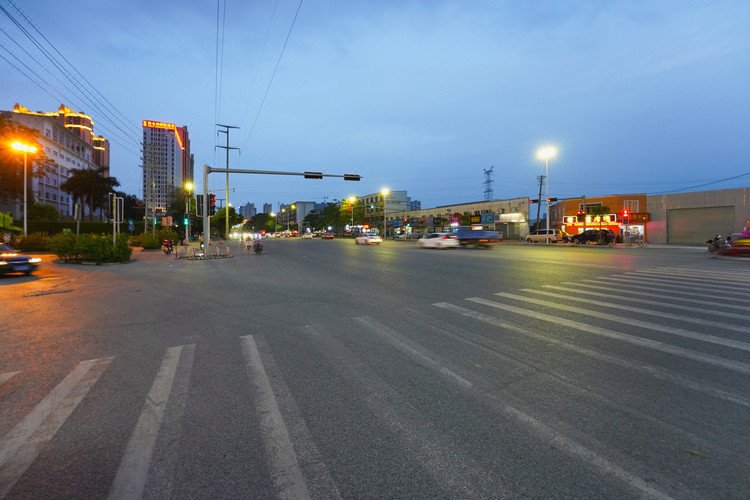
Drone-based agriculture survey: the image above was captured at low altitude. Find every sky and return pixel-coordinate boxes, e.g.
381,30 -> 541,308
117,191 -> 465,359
2,0 -> 749,210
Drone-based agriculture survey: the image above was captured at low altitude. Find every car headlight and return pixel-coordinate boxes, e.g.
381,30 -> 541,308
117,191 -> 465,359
0,261 -> 7,265
29,258 -> 42,263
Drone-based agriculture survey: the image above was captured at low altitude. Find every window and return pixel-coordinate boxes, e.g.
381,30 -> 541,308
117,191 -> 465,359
623,200 -> 640,212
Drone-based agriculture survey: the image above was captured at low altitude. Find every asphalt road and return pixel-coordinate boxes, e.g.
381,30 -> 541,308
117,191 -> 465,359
1,239 -> 749,499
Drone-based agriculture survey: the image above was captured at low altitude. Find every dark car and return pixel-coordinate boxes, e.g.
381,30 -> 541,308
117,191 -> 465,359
571,229 -> 615,245
0,244 -> 40,275
322,232 -> 335,239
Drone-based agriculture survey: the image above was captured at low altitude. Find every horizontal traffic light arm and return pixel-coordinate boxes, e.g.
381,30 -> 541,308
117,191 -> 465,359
206,167 -> 361,181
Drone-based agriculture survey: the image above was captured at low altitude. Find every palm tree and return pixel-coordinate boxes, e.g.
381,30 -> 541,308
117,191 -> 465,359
61,167 -> 119,222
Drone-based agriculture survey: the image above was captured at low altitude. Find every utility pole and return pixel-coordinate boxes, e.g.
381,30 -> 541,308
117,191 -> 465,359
483,166 -> 495,202
216,124 -> 240,238
535,175 -> 545,231
582,194 -> 587,232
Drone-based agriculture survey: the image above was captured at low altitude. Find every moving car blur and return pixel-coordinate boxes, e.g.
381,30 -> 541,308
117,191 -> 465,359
417,233 -> 459,249
0,244 -> 40,276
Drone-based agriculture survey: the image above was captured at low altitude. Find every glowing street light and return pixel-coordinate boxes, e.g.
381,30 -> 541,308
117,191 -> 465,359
348,196 -> 357,231
11,141 -> 38,236
183,181 -> 193,242
536,145 -> 558,243
381,188 -> 390,239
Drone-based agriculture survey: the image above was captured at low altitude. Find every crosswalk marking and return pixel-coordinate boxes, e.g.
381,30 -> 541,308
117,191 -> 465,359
609,275 -> 750,297
522,288 -> 750,333
642,269 -> 750,285
0,357 -> 112,498
658,266 -> 750,280
0,372 -> 19,388
355,316 -> 472,388
462,297 -> 750,375
570,282 -> 750,315
432,302 -> 750,408
240,335 -> 312,500
589,277 -> 750,303
497,292 -> 750,352
109,344 -> 195,500
625,271 -> 750,289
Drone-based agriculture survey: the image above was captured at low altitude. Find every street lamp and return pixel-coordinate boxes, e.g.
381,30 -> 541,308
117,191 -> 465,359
184,181 -> 193,243
536,145 -> 558,243
290,204 -> 296,232
348,196 -> 356,232
11,141 -> 38,236
381,188 -> 390,239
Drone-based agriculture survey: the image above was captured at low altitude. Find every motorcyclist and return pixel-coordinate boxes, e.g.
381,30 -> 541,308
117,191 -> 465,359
252,235 -> 263,253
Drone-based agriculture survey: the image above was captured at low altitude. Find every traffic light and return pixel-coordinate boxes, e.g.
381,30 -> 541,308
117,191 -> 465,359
209,194 -> 216,216
576,210 -> 586,222
529,199 -> 540,204
183,214 -> 189,226
370,204 -> 375,209
621,209 -> 630,224
547,197 -> 558,203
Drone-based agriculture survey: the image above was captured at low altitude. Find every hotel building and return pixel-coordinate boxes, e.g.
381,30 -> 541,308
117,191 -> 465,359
141,120 -> 191,213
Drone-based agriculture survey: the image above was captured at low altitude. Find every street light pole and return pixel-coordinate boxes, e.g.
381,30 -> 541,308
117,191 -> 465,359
381,188 -> 390,239
11,142 -> 37,236
536,146 -> 557,244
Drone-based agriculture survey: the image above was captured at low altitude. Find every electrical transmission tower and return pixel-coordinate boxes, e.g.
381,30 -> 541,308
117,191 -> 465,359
483,166 -> 495,201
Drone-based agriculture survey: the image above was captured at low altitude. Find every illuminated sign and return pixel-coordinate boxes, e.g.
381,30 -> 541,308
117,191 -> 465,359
142,120 -> 185,150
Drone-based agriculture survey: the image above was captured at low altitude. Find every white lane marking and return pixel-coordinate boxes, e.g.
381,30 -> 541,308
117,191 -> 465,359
0,372 -> 19,388
657,267 -> 750,280
585,279 -> 750,308
570,282 -> 750,316
523,288 -> 750,334
250,335 -> 342,500
647,268 -> 750,284
626,271 -> 750,289
109,344 -> 195,500
432,302 -> 750,408
608,275 -> 750,298
498,292 -> 750,352
240,335 -> 311,500
466,297 -> 750,375
0,357 -> 112,498
301,325 -> 502,497
406,308 -> 671,499
354,316 -> 472,388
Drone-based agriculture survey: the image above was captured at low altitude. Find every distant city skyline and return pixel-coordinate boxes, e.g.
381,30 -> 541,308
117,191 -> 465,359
2,1 -> 748,209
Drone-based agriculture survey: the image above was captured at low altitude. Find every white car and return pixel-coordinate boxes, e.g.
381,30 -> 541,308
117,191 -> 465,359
417,233 -> 460,249
355,235 -> 383,245
301,233 -> 313,239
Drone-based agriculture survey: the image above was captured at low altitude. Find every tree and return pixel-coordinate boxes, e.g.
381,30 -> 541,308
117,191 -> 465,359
210,206 -> 243,237
246,212 -> 276,233
27,202 -> 60,222
114,191 -> 142,221
0,114 -> 55,205
61,166 -> 120,222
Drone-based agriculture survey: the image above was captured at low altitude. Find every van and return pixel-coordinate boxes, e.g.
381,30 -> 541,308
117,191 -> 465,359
526,229 -> 567,243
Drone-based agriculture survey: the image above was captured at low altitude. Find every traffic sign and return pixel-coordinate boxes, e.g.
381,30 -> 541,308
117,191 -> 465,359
480,213 -> 494,224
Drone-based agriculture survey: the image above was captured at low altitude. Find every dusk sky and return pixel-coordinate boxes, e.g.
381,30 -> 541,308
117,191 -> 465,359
3,0 -> 749,209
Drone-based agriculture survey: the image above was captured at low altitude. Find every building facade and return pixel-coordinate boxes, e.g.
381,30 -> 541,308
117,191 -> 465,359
2,103 -> 110,218
550,194 -> 648,241
239,202 -> 256,218
142,119 -> 191,213
263,203 -> 273,214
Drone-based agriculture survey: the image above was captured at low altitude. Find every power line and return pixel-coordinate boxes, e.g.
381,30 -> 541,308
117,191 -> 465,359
0,4 -> 142,147
647,170 -> 750,195
240,0 -> 279,120
241,0 -> 304,151
7,0 -> 139,136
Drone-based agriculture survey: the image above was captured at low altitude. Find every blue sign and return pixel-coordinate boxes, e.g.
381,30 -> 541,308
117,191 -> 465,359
391,220 -> 400,228
128,219 -> 134,232
480,213 -> 495,224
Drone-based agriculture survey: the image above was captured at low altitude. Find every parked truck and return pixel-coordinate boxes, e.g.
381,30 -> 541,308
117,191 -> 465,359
451,226 -> 501,248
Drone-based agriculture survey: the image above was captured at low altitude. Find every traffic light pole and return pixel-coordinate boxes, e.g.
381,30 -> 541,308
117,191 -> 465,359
201,165 -> 361,251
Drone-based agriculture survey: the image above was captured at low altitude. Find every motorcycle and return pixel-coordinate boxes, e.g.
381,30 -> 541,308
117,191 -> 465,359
162,239 -> 174,255
707,234 -> 750,257
253,240 -> 263,255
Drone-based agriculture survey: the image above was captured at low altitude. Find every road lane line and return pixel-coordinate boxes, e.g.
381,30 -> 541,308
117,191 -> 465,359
466,297 -> 750,375
0,357 -> 112,498
498,292 -> 750,352
109,344 -> 195,500
608,275 -> 750,298
523,288 -> 750,334
405,306 -> 750,464
570,283 -> 750,316
240,335 -> 312,500
400,309 -> 672,499
657,267 -> 750,280
0,372 -> 19,388
354,316 -> 472,388
302,325 -> 502,497
585,279 -> 750,308
646,269 -> 750,285
625,271 -> 750,289
432,302 -> 750,408
249,335 -> 342,500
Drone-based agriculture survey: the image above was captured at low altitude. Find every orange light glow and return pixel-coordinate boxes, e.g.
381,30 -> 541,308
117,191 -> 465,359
142,120 -> 185,150
11,141 -> 37,153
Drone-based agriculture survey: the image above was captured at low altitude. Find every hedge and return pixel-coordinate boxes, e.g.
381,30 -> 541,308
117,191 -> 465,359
13,232 -> 51,252
129,228 -> 179,250
49,233 -> 132,264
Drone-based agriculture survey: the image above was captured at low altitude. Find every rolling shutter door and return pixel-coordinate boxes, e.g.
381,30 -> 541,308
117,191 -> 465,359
667,206 -> 734,245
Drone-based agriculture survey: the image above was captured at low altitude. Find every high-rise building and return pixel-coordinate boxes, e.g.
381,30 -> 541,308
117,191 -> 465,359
142,119 -> 191,213
1,103 -> 110,217
263,203 -> 273,214
239,202 -> 256,218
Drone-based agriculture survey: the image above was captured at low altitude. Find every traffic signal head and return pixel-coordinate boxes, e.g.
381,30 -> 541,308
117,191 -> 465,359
183,215 -> 189,226
621,209 -> 629,224
209,194 -> 217,216
529,199 -> 540,204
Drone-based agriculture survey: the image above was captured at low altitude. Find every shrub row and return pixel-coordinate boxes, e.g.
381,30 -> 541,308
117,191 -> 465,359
129,228 -> 180,249
13,232 -> 51,252
49,233 -> 132,264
